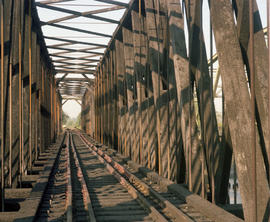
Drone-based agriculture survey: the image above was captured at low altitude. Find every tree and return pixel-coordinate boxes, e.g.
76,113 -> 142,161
62,111 -> 69,125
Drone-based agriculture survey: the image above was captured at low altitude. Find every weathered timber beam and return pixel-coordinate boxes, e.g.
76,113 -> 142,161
166,0 -> 203,193
235,0 -> 269,179
209,0 -> 270,221
185,0 -> 221,200
144,0 -> 171,180
113,40 -> 127,153
122,26 -> 138,161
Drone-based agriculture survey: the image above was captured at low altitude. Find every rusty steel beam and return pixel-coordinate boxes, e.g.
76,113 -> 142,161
0,0 -> 4,211
268,0 -> 270,186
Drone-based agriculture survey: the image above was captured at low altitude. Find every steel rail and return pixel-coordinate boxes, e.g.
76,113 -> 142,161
69,132 -> 96,222
65,133 -> 72,222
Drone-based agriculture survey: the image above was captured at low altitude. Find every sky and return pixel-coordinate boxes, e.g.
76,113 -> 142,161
36,0 -> 268,119
36,0 -> 129,118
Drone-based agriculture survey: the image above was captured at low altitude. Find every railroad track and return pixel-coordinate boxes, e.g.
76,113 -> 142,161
35,131 -> 94,222
77,132 -> 215,222
35,134 -> 68,221
34,130 -> 223,221
82,135 -> 215,222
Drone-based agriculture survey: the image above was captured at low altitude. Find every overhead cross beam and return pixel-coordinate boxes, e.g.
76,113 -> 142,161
41,22 -> 112,38
94,0 -> 128,7
55,69 -> 96,75
50,42 -> 73,48
56,78 -> 93,82
56,73 -> 69,85
36,3 -> 120,24
55,67 -> 95,72
45,6 -> 125,24
45,36 -> 107,48
47,46 -> 104,55
39,0 -> 73,4
51,54 -> 100,62
54,61 -> 97,67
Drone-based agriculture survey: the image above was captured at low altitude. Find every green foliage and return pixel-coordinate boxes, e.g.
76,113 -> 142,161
62,111 -> 81,129
62,111 -> 69,125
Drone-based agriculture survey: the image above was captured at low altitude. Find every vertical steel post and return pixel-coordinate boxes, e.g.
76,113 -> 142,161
186,0 -> 192,192
233,157 -> 237,204
35,92 -> 38,160
18,3 -> 22,188
0,0 -> 4,211
249,0 -> 257,221
41,66 -> 44,152
9,62 -> 12,187
199,0 -> 204,195
201,151 -> 205,199
50,76 -> 52,142
53,81 -> 56,140
209,0 -> 215,204
267,0 -> 270,186
21,74 -> 24,173
28,0 -> 32,171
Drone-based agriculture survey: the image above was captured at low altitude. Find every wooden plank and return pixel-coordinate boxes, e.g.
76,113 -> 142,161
9,0 -> 21,188
144,0 -> 170,178
156,0 -> 180,182
131,9 -> 147,167
115,39 -> 127,155
112,46 -> 118,148
108,50 -> 114,147
122,26 -> 138,162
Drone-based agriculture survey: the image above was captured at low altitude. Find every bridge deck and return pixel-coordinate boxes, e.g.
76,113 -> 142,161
0,130 -> 242,222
